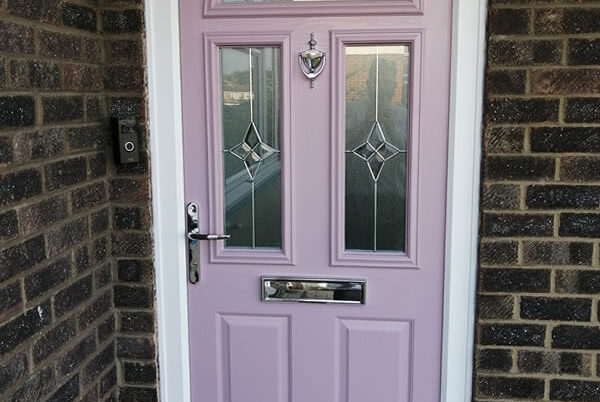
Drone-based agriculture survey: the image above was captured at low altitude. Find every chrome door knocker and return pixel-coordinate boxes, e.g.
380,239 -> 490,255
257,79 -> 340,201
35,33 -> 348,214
298,32 -> 326,88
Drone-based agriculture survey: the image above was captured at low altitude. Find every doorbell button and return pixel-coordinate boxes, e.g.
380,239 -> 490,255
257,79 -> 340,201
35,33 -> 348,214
124,141 -> 136,152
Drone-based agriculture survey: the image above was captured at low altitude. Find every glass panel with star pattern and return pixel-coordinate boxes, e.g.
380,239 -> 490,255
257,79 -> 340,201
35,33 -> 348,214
221,47 -> 281,249
345,45 -> 409,252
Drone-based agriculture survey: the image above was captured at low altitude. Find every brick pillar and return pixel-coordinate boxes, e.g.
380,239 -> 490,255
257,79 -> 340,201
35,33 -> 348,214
475,2 -> 600,401
100,2 -> 158,401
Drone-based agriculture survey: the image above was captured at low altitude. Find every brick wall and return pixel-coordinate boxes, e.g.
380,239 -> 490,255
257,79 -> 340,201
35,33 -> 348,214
475,0 -> 600,400
0,0 -> 155,401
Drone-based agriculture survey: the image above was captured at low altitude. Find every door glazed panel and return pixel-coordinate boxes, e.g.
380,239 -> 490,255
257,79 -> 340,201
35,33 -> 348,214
220,47 -> 282,249
331,31 -> 423,268
344,45 -> 409,252
202,33 -> 294,265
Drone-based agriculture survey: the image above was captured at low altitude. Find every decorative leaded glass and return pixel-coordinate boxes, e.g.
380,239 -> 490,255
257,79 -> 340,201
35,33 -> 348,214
345,45 -> 409,252
221,47 -> 281,249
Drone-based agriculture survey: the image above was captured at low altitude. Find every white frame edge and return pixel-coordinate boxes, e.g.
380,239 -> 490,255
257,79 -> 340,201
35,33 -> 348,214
145,0 -> 486,400
441,0 -> 487,400
145,0 -> 191,401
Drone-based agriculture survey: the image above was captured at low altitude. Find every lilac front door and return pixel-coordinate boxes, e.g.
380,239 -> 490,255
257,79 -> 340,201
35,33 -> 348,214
179,0 -> 451,399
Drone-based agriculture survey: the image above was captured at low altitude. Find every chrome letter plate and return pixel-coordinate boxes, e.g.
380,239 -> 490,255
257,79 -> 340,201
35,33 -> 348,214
262,277 -> 366,304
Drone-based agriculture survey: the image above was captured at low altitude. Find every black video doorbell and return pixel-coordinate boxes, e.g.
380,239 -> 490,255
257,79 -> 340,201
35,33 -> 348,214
112,117 -> 140,164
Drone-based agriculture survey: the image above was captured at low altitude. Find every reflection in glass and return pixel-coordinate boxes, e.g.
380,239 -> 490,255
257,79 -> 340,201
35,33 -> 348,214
221,47 -> 281,249
345,45 -> 409,252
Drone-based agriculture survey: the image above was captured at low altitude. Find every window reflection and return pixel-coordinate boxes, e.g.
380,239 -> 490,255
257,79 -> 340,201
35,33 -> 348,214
344,45 -> 409,252
221,47 -> 282,249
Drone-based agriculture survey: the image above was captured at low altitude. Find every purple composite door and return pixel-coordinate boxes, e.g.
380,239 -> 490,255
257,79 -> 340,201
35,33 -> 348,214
179,0 -> 451,400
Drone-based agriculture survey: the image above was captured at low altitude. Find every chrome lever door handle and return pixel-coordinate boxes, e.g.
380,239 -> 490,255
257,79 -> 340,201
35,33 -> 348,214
186,202 -> 201,284
186,202 -> 230,284
187,230 -> 230,241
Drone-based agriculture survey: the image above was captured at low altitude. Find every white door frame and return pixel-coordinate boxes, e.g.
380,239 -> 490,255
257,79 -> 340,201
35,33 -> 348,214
145,0 -> 486,400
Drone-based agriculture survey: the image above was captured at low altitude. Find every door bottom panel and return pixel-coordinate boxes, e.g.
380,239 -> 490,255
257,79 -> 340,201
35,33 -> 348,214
217,314 -> 291,402
338,318 -> 412,402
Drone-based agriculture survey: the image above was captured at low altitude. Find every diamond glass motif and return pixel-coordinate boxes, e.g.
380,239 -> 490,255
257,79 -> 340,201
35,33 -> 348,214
244,123 -> 260,148
368,122 -> 386,149
353,143 -> 376,161
351,121 -> 400,181
227,121 -> 278,180
229,142 -> 252,161
378,142 -> 401,160
367,153 -> 385,181
255,143 -> 277,159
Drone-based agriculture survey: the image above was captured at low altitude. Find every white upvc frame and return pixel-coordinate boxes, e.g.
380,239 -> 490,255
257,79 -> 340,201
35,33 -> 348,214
145,0 -> 487,401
